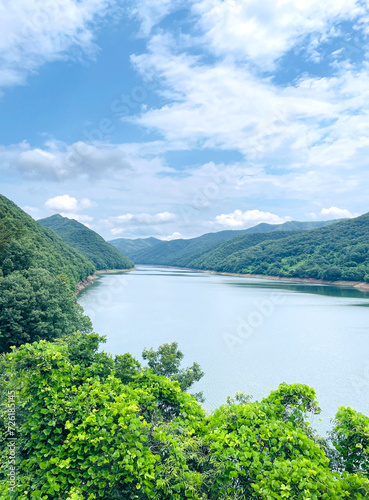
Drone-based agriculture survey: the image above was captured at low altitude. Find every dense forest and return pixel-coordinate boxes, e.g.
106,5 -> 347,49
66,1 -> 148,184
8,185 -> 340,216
0,195 -> 94,352
1,334 -> 368,498
119,220 -> 340,269
188,213 -> 369,282
0,196 -> 95,286
116,213 -> 369,283
39,214 -> 134,271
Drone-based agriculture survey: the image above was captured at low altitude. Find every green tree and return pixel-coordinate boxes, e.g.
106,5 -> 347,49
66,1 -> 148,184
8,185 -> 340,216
0,269 -> 92,352
142,342 -> 204,400
331,406 -> 369,475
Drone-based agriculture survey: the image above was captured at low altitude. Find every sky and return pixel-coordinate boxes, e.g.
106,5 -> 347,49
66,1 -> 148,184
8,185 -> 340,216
0,0 -> 369,240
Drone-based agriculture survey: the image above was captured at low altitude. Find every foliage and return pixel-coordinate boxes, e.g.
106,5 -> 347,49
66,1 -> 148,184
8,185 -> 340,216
330,406 -> 369,475
0,195 -> 94,352
0,195 -> 95,286
0,336 -> 368,499
38,215 -> 134,271
0,268 -> 92,352
142,342 -> 204,401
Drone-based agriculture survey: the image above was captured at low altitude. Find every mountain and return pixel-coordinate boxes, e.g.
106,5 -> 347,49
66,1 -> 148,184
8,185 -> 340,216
38,214 -> 134,270
0,195 -> 95,286
108,236 -> 160,261
188,230 -> 303,271
192,214 -> 369,282
129,219 -> 341,268
0,195 -> 96,351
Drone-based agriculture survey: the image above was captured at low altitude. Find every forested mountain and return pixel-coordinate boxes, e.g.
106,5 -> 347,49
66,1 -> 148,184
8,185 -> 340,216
0,196 -> 95,285
192,213 -> 369,282
108,236 -> 160,261
39,214 -> 134,270
188,230 -> 302,270
0,195 -> 94,352
130,219 -> 340,267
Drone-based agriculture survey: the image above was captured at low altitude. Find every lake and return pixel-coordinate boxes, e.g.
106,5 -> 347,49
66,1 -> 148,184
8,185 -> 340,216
78,265 -> 369,433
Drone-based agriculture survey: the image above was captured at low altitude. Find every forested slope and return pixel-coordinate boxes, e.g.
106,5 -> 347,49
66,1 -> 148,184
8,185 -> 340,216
0,195 -> 94,352
0,196 -> 95,284
39,214 -> 134,270
130,219 -> 340,268
194,213 -> 369,281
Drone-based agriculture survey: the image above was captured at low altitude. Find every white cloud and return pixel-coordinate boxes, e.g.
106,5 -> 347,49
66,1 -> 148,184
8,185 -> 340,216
106,211 -> 177,235
45,194 -> 78,211
0,0 -> 117,89
193,0 -> 364,69
0,140 -> 132,180
213,209 -> 292,228
45,194 -> 95,212
129,0 -> 183,36
320,207 -> 356,219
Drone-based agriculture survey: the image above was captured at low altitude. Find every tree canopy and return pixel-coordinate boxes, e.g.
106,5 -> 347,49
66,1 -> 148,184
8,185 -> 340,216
0,334 -> 368,499
38,215 -> 134,271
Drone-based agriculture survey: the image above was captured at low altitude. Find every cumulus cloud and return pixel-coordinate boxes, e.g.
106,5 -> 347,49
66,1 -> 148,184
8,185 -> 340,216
0,0 -> 118,89
0,140 -> 132,181
106,211 -> 177,235
320,207 -> 356,219
193,0 -> 364,69
45,195 -> 95,212
213,209 -> 292,228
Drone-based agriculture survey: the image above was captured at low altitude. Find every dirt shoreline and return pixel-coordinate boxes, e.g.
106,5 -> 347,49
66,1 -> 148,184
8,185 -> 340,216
75,268 -> 135,295
152,265 -> 369,292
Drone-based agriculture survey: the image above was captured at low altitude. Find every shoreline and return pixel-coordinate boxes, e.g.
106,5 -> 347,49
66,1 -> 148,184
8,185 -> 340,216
75,267 -> 135,295
140,264 -> 369,292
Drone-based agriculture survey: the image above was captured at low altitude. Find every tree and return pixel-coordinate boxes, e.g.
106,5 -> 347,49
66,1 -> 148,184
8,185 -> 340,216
0,269 -> 92,352
330,406 -> 369,475
142,342 -> 204,400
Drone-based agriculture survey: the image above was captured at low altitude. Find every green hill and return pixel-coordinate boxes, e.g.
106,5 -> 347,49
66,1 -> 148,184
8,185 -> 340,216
108,236 -> 160,261
131,220 -> 340,267
38,214 -> 134,270
0,195 -> 95,351
188,230 -> 302,270
0,195 -> 95,285
192,213 -> 369,282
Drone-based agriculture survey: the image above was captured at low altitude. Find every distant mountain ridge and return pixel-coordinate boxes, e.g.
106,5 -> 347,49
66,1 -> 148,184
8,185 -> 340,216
38,214 -> 134,270
113,219 -> 342,268
186,214 -> 369,282
108,236 -> 160,261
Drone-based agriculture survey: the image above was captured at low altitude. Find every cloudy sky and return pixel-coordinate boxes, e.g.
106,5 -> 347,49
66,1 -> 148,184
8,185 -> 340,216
0,0 -> 368,240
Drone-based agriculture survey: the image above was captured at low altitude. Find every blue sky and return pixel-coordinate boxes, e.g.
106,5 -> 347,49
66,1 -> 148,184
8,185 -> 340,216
1,0 -> 369,240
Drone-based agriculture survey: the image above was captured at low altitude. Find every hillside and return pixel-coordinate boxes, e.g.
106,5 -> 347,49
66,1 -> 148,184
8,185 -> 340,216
130,219 -> 340,267
109,236 -> 160,261
0,195 -> 95,285
193,213 -> 369,281
38,214 -> 134,270
0,195 -> 95,351
188,230 -> 302,270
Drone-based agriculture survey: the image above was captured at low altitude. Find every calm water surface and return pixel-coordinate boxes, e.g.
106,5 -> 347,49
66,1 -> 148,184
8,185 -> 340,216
78,266 -> 369,433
